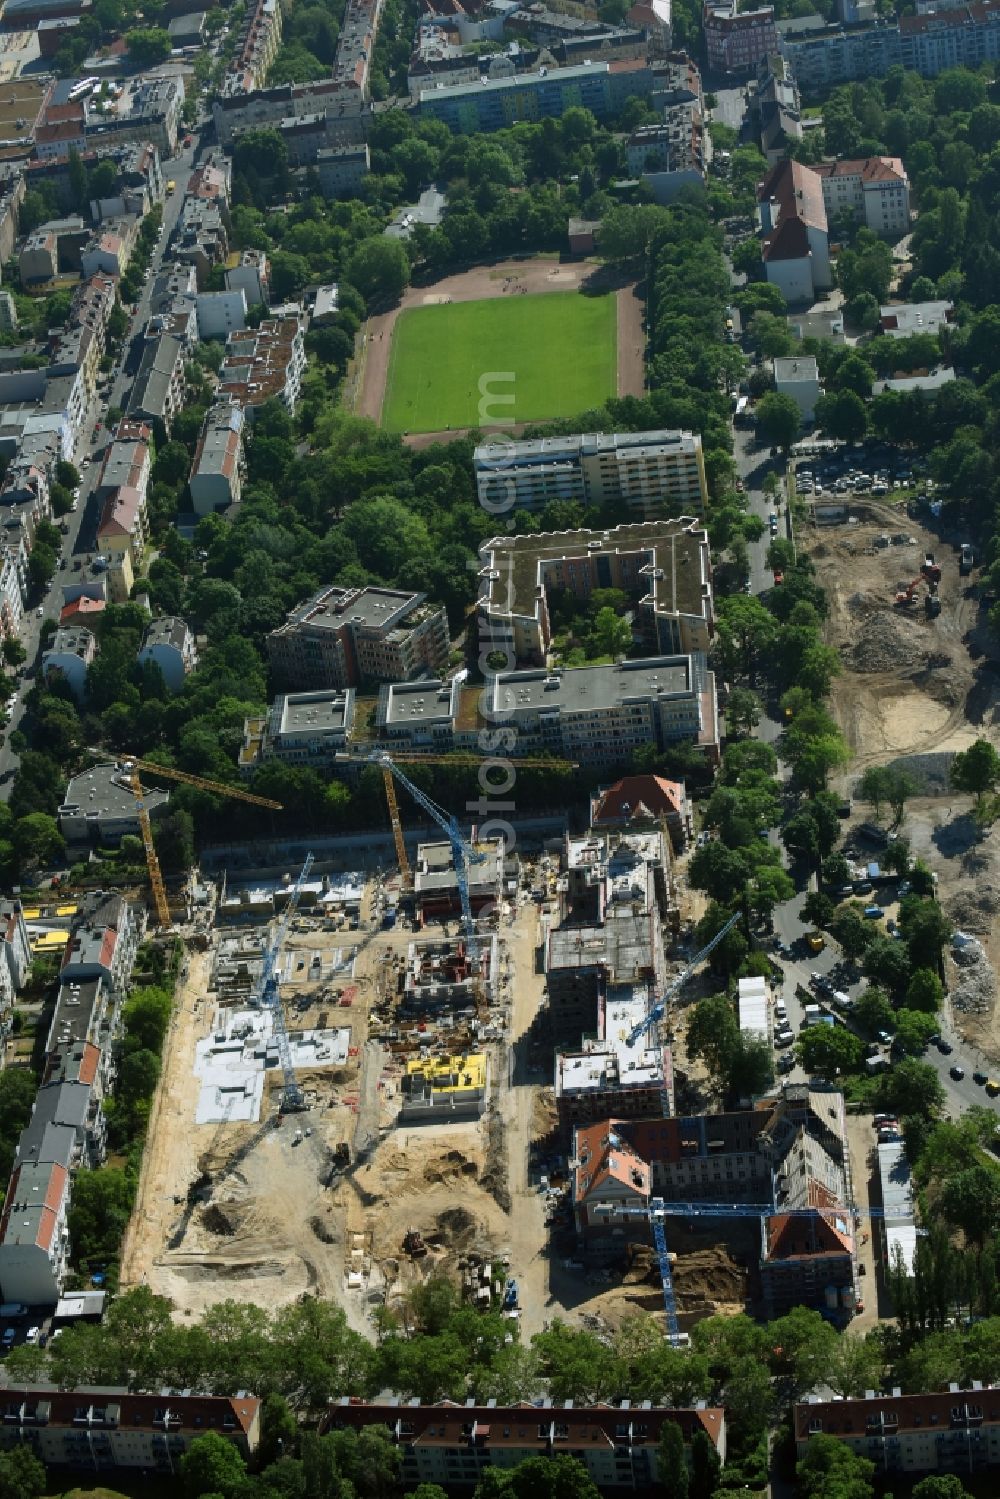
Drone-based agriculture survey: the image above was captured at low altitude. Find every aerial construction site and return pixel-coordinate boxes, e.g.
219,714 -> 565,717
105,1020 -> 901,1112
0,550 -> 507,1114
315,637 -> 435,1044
117,745 -> 752,1341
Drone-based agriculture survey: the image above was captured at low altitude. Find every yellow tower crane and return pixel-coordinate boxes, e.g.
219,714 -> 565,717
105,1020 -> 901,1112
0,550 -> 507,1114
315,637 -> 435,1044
369,752 -> 575,891
108,755 -> 283,929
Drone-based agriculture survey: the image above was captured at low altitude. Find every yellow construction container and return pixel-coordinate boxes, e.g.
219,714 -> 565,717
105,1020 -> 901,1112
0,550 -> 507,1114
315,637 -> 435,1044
33,929 -> 68,951
55,904 -> 78,917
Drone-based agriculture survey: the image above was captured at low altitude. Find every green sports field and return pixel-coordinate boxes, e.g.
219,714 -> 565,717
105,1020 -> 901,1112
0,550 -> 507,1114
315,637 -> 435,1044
380,291 -> 617,433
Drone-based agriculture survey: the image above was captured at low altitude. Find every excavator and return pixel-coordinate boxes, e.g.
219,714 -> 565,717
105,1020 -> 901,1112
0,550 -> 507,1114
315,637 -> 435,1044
894,553 -> 942,616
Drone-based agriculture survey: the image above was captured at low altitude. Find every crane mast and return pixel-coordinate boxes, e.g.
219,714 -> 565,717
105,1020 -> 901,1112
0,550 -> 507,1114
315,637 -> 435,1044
370,753 -> 484,962
255,852 -> 314,1113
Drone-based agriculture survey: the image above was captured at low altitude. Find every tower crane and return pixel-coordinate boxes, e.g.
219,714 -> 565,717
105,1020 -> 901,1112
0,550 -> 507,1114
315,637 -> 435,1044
365,752 -> 575,890
253,852 -> 314,1113
370,752 -> 485,963
593,910 -> 743,1344
108,754 -> 283,929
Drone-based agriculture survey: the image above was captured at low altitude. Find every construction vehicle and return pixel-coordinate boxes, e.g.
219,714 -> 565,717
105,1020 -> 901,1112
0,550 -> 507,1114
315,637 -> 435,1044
926,592 -> 942,618
252,852 -> 314,1113
101,754 -> 283,928
403,1228 -> 428,1258
895,555 -> 941,609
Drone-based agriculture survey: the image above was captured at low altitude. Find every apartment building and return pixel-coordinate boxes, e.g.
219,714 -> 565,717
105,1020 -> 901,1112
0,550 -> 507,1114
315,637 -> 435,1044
226,249 -> 269,309
48,273 -> 118,399
0,893 -> 140,1307
477,518 -> 714,667
590,773 -> 691,850
571,1089 -> 856,1316
189,401 -> 245,515
0,1388 -> 260,1472
795,1387 -> 1000,1477
704,0 -> 778,71
315,143 -> 371,197
224,0 -> 283,94
87,75 -> 185,157
474,430 -> 709,518
757,157 -> 831,302
128,333 -> 185,432
412,837 -> 506,923
418,59 -> 655,132
41,626 -> 95,702
333,0 -> 385,93
484,656 -> 719,767
268,583 -> 450,691
244,690 -> 356,769
626,103 -> 712,204
96,486 -> 148,570
325,1400 -> 726,1489
776,4 -> 1000,87
879,299 -> 954,338
748,54 -> 803,163
212,78 -> 370,150
0,552 -> 22,640
137,616 -> 197,693
774,356 -> 821,421
814,156 -> 910,237
174,198 -> 229,288
59,765 -> 169,848
217,314 -> 306,415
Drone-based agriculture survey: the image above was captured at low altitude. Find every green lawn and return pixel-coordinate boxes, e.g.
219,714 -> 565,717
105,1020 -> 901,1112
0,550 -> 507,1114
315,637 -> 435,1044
380,291 -> 617,433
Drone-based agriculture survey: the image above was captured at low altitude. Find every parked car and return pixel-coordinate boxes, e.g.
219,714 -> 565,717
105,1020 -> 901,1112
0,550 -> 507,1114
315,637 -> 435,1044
864,904 -> 884,919
974,1071 -> 989,1086
950,1065 -> 966,1081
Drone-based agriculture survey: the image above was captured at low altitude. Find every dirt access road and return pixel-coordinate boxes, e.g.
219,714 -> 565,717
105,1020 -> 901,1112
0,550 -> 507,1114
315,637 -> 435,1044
354,257 -> 645,441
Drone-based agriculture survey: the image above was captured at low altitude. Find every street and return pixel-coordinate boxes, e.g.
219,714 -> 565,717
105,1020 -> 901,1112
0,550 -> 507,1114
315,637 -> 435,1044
0,132 -> 201,790
733,380 -> 989,1120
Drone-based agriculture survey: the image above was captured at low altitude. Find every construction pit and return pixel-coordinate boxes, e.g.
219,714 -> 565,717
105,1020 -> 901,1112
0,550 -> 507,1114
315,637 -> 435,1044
805,503 -> 988,771
805,502 -> 1000,1061
122,859 -> 755,1337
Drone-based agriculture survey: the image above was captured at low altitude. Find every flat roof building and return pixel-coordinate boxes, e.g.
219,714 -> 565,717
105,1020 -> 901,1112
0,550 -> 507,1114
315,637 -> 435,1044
58,764 -> 169,847
268,583 -> 450,691
474,429 -> 709,519
478,518 -> 713,666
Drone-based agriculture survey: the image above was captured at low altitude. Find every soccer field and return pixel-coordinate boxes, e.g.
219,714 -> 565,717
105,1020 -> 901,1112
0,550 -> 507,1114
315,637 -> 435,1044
380,291 -> 618,433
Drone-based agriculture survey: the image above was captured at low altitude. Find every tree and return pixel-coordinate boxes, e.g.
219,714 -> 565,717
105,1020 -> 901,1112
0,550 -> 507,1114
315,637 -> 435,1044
906,968 -> 944,1014
951,738 -> 1000,816
126,26 -> 172,64
770,1306 -> 839,1395
755,391 -> 801,451
864,937 -> 912,997
802,891 -> 835,929
893,1008 -> 939,1056
593,606 -> 632,659
878,1058 -> 945,1121
912,1476 -> 972,1499
12,812 -> 63,870
852,985 -> 894,1036
725,1033 -> 774,1102
797,1024 -> 864,1078
831,907 -> 877,961
900,899 -> 952,969
821,853 -> 851,888
686,993 -> 739,1079
726,686 -> 761,738
27,543 -> 56,592
345,238 -> 410,303
68,1166 -> 133,1264
797,1434 -> 874,1499
816,388 -> 869,443
859,765 -> 919,826
689,1429 -> 721,1499
941,1165 -> 1000,1244
0,1447 -> 45,1499
180,1431 -> 248,1499
656,1422 -> 688,1499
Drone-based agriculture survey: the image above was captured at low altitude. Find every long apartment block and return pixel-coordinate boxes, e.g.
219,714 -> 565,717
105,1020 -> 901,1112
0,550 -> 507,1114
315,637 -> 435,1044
473,430 -> 708,519
795,1386 -> 1000,1478
478,518 -> 714,666
325,1399 -> 726,1488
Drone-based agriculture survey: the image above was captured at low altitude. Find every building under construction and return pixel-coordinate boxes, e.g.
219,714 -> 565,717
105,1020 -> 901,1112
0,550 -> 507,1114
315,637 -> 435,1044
401,935 -> 499,1014
399,1050 -> 488,1124
412,837 -> 507,922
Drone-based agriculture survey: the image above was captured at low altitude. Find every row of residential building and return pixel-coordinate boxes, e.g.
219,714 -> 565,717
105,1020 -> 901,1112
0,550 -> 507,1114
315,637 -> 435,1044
44,612 -> 197,713
0,895 -> 140,1308
699,0 -> 1000,80
757,155 -> 909,304
0,1380 -> 997,1484
221,0 -> 284,98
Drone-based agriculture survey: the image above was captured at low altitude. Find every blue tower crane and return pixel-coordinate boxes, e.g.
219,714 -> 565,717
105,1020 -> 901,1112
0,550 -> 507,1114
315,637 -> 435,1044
255,852 -> 314,1113
370,752 -> 486,964
627,911 -> 742,1047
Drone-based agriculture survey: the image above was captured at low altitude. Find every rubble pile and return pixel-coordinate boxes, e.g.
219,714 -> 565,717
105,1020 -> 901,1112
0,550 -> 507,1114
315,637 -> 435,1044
847,613 -> 925,674
950,942 -> 996,1014
946,885 -> 1000,935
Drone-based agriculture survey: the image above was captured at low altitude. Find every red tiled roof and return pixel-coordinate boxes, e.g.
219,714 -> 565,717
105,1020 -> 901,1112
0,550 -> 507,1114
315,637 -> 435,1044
573,1120 -> 651,1205
814,155 -> 905,185
592,774 -> 686,826
60,597 -> 106,625
757,157 -> 827,231
763,214 -> 811,263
